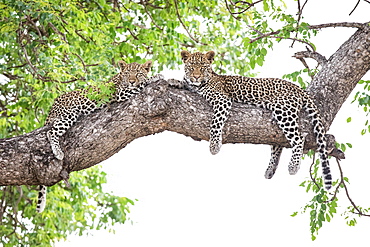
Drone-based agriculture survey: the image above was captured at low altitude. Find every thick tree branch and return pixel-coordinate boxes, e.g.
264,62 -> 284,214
1,23 -> 369,187
0,78 -> 343,186
307,24 -> 370,130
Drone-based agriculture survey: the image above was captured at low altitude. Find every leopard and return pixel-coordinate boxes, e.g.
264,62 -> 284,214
174,50 -> 332,191
36,60 -> 164,213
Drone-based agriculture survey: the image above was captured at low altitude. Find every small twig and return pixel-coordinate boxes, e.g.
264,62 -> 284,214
309,153 -> 321,190
72,53 -> 87,73
350,0 -> 370,15
127,27 -> 139,40
349,0 -> 361,16
336,159 -> 370,217
273,35 -> 316,51
141,1 -> 163,31
26,15 -> 44,39
225,0 -> 240,20
85,63 -> 100,67
75,30 -> 92,43
48,22 -> 67,42
139,0 -> 164,9
20,44 -> 41,79
293,50 -> 328,67
173,0 -> 208,46
59,77 -> 86,84
248,22 -> 367,45
6,63 -> 27,69
291,0 -> 309,47
225,0 -> 263,20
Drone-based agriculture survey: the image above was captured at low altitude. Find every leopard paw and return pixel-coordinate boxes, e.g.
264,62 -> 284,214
149,74 -> 164,82
264,168 -> 276,179
52,146 -> 64,160
210,140 -> 222,155
168,78 -> 186,89
288,163 -> 300,175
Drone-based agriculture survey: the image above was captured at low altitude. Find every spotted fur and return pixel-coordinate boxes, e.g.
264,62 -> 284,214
179,50 -> 332,190
36,60 -> 163,213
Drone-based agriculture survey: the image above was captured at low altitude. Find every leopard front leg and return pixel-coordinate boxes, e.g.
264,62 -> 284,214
47,100 -> 96,160
47,111 -> 80,160
208,94 -> 232,155
265,145 -> 283,179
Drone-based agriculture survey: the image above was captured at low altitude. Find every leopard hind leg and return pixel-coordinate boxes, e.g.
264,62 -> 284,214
273,108 -> 304,175
265,145 -> 283,179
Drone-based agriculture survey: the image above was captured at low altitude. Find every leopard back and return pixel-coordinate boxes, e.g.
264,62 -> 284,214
179,50 -> 332,191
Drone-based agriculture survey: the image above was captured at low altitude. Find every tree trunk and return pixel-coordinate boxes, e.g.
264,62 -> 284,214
1,24 -> 369,186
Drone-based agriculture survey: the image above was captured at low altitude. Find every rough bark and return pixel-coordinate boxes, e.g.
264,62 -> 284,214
1,24 -> 369,186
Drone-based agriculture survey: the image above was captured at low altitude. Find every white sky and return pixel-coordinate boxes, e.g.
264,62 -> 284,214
58,0 -> 370,246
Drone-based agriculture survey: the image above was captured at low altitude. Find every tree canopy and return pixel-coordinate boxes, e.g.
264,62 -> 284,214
0,0 -> 370,245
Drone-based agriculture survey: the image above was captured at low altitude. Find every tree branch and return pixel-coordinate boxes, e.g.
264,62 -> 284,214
293,50 -> 328,67
1,23 -> 369,190
248,22 -> 368,45
349,0 -> 370,15
0,78 -> 343,186
349,0 -> 361,16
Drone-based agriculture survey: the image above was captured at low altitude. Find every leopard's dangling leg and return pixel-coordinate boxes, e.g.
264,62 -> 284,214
272,107 -> 304,175
208,94 -> 232,155
47,112 -> 79,160
265,145 -> 283,179
47,128 -> 65,160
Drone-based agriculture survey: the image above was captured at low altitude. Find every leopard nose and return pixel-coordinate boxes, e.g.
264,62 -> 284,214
193,74 -> 201,79
129,79 -> 136,84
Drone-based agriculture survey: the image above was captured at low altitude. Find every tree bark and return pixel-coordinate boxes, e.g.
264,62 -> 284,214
1,24 -> 369,186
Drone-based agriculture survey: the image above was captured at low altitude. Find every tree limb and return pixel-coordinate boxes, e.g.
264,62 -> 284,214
248,22 -> 368,45
0,78 -> 346,186
1,23 -> 369,187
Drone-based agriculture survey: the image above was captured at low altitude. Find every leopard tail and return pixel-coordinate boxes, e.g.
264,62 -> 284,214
304,98 -> 332,190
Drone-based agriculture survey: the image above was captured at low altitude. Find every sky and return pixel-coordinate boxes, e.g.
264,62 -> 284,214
58,1 -> 370,246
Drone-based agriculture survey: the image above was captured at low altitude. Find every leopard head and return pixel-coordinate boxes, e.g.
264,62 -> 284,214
114,60 -> 152,89
180,50 -> 215,86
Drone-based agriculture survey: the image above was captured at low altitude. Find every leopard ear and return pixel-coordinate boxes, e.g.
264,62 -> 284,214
142,60 -> 152,73
181,50 -> 191,63
117,61 -> 127,71
205,51 -> 215,63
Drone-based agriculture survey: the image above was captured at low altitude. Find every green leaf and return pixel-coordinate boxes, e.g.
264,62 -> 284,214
260,48 -> 267,56
291,212 -> 298,217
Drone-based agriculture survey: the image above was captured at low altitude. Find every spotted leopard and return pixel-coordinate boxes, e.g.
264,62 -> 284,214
176,50 -> 332,190
36,60 -> 163,213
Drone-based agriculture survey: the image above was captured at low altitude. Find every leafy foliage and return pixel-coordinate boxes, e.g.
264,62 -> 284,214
352,79 -> 370,135
0,166 -> 134,246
